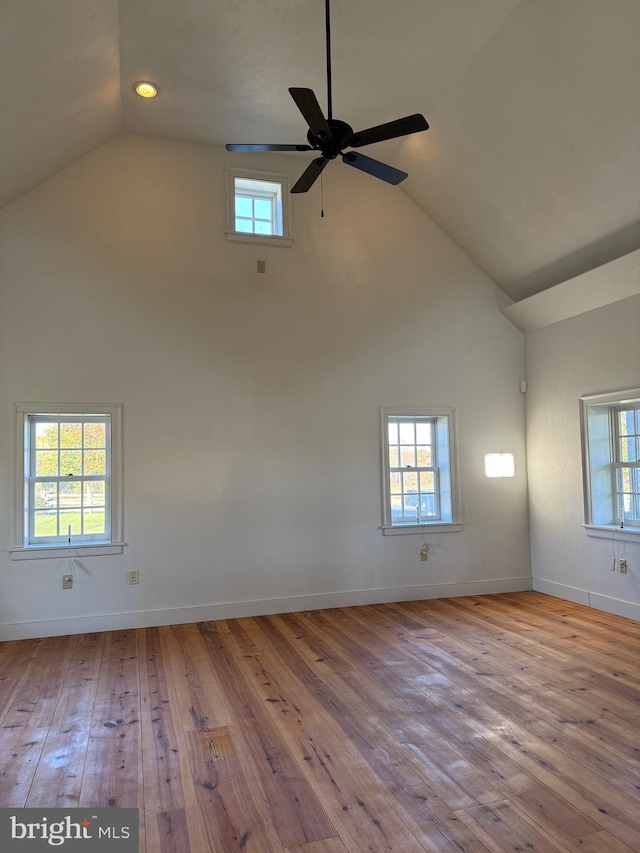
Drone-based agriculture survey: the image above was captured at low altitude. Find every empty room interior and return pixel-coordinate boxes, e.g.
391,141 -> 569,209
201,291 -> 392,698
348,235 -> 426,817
1,1 -> 639,851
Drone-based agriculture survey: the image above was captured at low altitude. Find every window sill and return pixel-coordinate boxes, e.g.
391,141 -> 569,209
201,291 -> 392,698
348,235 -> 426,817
583,525 -> 639,543
9,543 -> 125,561
225,231 -> 294,248
381,523 -> 463,536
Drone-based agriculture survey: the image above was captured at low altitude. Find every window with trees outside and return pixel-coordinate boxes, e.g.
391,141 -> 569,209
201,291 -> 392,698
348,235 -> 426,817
12,403 -> 123,558
581,389 -> 640,532
380,407 -> 461,534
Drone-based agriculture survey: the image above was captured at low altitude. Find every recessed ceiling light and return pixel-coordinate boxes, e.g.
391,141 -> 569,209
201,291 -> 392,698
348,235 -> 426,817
133,81 -> 159,98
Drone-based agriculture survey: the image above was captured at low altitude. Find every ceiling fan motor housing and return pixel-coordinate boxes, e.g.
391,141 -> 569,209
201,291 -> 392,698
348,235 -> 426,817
307,119 -> 354,158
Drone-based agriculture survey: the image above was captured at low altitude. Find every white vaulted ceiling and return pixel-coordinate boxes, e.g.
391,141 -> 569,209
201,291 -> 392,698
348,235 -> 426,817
2,0 -> 639,300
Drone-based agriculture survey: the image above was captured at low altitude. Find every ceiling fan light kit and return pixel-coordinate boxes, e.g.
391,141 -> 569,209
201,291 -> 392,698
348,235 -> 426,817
226,0 -> 429,193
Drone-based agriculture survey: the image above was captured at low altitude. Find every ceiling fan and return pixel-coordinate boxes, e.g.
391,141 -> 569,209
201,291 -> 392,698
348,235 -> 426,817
226,0 -> 429,193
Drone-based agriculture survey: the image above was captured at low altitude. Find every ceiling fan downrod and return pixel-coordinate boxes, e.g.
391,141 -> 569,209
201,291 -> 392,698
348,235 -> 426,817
325,0 -> 333,121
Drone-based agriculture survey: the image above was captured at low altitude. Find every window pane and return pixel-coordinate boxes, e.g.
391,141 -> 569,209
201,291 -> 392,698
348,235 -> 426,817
415,421 -> 432,444
388,422 -> 398,444
390,495 -> 402,518
420,494 -> 437,517
399,422 -> 414,444
620,437 -> 637,462
416,446 -> 432,467
389,472 -> 402,494
83,508 -> 106,535
235,218 -> 253,233
60,450 -> 82,475
617,467 -> 631,493
84,480 -> 105,506
235,196 -> 253,217
618,410 -> 635,435
36,450 -> 58,476
59,510 -> 82,537
35,482 -> 57,508
403,493 -> 418,517
389,446 -> 399,467
60,423 -> 82,447
84,449 -> 106,475
254,220 -> 273,235
420,471 -> 435,492
59,481 -> 81,507
35,422 -> 58,448
403,471 -> 418,493
400,447 -> 415,467
34,510 -> 57,537
84,422 -> 106,448
254,198 -> 272,220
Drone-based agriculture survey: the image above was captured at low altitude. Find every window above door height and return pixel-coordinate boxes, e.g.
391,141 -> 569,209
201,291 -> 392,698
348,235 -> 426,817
226,168 -> 293,247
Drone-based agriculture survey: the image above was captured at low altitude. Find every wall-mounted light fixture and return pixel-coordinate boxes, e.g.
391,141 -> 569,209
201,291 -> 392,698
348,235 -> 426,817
133,81 -> 159,98
484,453 -> 515,478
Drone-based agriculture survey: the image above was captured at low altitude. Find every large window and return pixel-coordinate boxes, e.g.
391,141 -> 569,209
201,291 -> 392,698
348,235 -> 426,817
580,388 -> 640,531
12,403 -> 123,558
226,168 -> 293,246
380,408 -> 461,534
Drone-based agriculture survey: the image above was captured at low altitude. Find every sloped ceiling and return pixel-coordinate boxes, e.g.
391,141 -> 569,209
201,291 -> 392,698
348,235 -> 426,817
2,0 -> 639,301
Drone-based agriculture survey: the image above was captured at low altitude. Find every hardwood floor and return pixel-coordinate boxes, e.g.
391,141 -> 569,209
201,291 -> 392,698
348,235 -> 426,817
1,591 -> 639,852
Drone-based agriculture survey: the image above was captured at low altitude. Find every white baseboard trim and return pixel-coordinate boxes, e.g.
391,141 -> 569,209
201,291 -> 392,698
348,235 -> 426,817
533,577 -> 640,623
0,576 -> 532,641
587,593 -> 640,623
532,578 -> 590,606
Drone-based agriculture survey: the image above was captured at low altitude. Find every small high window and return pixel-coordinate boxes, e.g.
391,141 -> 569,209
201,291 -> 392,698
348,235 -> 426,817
235,177 -> 282,235
226,168 -> 293,246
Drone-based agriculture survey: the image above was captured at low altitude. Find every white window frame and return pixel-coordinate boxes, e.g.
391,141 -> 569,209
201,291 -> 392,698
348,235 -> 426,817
225,168 -> 293,247
580,388 -> 640,539
380,407 -> 462,535
11,403 -> 124,559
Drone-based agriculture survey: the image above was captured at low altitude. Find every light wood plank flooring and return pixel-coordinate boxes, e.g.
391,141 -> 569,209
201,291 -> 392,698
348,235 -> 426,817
1,591 -> 639,852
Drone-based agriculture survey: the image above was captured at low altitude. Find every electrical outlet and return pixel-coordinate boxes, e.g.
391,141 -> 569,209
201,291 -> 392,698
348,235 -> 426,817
619,559 -> 628,574
62,574 -> 73,590
128,570 -> 139,585
420,547 -> 429,562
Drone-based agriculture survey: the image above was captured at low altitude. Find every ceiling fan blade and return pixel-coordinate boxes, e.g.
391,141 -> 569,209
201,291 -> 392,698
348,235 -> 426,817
342,152 -> 407,185
289,88 -> 332,140
225,143 -> 313,152
291,157 -> 330,193
348,114 -> 429,148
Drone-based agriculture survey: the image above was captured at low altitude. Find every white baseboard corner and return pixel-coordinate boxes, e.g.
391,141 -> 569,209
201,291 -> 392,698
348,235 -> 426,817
0,576 -> 532,641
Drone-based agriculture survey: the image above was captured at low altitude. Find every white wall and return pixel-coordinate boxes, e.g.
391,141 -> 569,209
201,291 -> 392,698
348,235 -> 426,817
525,294 -> 640,620
0,134 -> 529,640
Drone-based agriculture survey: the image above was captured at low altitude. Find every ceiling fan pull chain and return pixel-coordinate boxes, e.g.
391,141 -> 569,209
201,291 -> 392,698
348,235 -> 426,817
321,172 -> 325,218
325,0 -> 332,120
